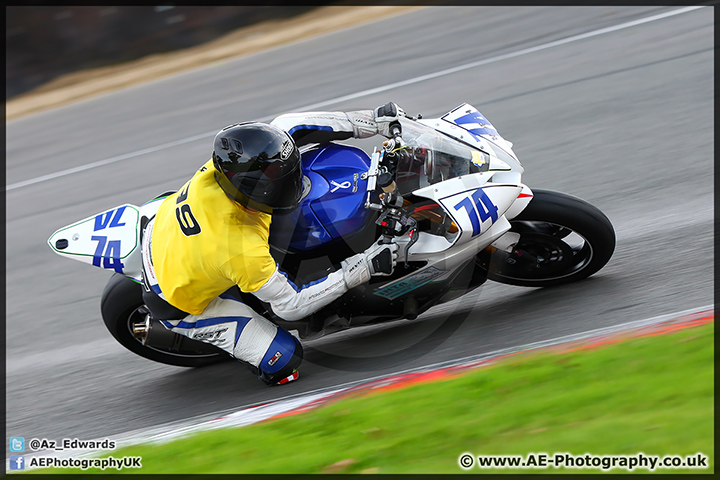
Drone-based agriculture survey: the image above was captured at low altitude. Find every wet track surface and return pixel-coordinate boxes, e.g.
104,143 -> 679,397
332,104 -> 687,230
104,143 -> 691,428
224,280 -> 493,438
6,7 -> 713,441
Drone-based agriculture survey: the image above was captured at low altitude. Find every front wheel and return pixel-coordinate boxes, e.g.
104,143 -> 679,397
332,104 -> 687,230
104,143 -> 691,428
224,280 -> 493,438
101,273 -> 231,367
487,189 -> 615,287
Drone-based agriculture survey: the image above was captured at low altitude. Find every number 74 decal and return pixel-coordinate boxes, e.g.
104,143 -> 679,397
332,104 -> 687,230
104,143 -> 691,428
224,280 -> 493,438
91,235 -> 125,273
448,187 -> 499,237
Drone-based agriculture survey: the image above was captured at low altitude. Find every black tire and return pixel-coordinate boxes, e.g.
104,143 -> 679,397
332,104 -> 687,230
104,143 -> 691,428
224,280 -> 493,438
100,273 -> 231,367
487,189 -> 615,287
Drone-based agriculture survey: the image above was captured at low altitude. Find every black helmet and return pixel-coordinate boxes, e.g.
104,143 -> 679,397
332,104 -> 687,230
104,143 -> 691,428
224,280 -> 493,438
212,122 -> 302,215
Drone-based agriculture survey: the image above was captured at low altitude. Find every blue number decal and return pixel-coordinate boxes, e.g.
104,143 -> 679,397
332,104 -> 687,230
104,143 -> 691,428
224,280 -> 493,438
108,206 -> 127,228
103,240 -> 125,273
94,213 -> 112,231
90,236 -> 124,273
94,206 -> 127,231
91,235 -> 107,266
453,188 -> 499,237
471,188 -> 499,224
454,197 -> 481,236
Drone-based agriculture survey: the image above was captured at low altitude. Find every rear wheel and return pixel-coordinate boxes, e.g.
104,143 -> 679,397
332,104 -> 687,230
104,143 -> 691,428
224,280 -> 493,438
101,273 -> 231,367
487,189 -> 615,287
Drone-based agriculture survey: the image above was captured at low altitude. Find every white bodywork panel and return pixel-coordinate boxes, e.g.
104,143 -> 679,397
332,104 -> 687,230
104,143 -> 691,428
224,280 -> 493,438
47,196 -> 166,281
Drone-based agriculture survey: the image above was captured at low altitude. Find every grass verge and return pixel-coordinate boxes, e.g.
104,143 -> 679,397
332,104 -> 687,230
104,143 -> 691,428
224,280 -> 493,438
30,322 -> 713,474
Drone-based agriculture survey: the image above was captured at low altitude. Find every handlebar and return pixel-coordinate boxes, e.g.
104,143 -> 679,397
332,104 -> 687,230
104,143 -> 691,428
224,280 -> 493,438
365,121 -> 404,206
391,123 -> 402,141
383,123 -> 403,153
365,122 -> 419,261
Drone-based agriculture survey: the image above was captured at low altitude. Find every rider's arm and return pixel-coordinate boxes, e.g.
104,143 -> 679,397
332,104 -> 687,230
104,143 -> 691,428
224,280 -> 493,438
269,111 -> 376,147
248,242 -> 398,321
221,206 -> 397,321
251,267 -> 348,321
270,103 -> 405,147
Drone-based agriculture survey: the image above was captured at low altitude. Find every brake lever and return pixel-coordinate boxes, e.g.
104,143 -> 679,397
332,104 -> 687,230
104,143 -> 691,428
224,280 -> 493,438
404,218 -> 419,269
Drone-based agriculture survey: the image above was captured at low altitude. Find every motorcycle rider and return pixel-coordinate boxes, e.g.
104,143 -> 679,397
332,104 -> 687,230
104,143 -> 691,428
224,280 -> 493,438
141,103 -> 405,385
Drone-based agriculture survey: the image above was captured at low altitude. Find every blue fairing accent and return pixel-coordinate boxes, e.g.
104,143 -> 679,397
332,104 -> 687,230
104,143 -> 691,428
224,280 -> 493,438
260,328 -> 298,374
467,127 -> 499,137
453,111 -> 499,136
269,143 -> 373,252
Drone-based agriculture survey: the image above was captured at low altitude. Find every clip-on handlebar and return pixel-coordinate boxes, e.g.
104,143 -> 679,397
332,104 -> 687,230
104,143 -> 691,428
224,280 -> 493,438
365,123 -> 419,261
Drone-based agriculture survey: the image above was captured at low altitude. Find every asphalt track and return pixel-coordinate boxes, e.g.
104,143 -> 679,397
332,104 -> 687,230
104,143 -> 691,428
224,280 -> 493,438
6,6 -> 713,444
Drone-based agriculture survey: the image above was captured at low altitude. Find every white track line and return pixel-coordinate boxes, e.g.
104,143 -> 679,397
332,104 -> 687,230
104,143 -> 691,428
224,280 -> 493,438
6,131 -> 216,191
11,304 -> 713,471
5,6 -> 704,192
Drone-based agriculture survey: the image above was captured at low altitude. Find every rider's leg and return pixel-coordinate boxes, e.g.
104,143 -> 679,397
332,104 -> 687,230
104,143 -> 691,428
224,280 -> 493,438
140,218 -> 302,385
163,294 -> 303,384
143,288 -> 302,385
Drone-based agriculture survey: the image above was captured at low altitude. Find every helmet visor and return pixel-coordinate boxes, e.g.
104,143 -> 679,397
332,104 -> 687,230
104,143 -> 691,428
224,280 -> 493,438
216,150 -> 303,214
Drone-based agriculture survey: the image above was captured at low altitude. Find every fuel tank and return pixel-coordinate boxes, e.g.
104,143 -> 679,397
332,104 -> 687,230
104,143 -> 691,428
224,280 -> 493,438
269,143 -> 373,252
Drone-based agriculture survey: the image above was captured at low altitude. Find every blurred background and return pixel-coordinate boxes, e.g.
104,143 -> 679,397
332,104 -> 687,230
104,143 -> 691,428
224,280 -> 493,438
6,5 -> 330,99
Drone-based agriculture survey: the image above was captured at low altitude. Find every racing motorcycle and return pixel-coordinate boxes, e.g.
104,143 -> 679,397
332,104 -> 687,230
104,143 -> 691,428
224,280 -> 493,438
47,103 -> 616,367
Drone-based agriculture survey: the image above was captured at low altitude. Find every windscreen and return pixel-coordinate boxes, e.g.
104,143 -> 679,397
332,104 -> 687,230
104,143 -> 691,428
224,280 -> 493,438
394,119 -> 490,195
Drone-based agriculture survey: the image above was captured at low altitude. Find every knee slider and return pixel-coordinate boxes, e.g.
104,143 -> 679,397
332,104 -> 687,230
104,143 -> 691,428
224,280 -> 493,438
257,329 -> 303,385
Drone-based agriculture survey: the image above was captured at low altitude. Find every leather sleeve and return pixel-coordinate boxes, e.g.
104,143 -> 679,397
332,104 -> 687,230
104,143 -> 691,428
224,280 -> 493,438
270,111 -> 378,147
251,266 -> 348,321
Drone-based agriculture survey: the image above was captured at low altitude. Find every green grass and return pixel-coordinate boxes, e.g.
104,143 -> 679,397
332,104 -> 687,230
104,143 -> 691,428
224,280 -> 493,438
32,322 -> 713,474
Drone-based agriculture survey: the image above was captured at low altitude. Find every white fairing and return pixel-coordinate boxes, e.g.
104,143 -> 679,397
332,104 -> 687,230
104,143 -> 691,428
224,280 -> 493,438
504,184 -> 535,220
405,103 -> 531,246
47,196 -> 166,281
412,175 -> 521,246
381,103 -> 533,291
423,103 -> 522,171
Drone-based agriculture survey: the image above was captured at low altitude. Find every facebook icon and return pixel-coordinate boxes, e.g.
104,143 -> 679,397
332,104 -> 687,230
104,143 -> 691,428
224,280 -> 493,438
9,455 -> 25,470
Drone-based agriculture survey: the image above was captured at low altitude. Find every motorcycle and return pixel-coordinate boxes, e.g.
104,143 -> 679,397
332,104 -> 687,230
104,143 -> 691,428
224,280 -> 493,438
47,103 -> 616,367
